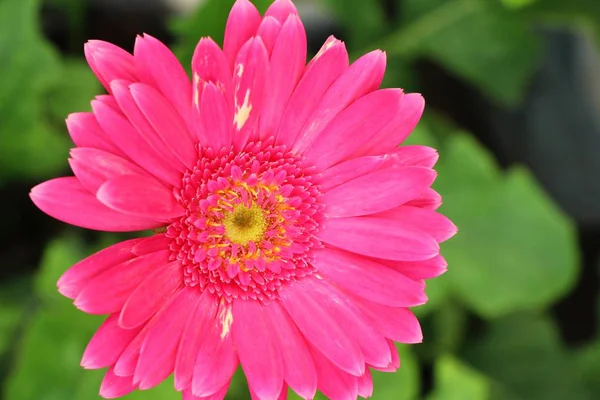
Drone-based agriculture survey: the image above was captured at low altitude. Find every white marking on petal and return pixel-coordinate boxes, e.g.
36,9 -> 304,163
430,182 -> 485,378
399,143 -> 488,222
314,39 -> 337,60
220,306 -> 234,339
193,72 -> 200,109
236,64 -> 244,78
234,89 -> 253,130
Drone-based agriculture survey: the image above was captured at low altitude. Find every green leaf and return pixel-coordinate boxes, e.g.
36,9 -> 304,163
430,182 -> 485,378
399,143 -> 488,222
323,0 -> 388,49
0,0 -> 75,182
121,378 -> 180,400
522,0 -> 600,49
435,133 -> 578,317
402,120 -> 439,148
573,340 -> 600,396
46,59 -> 98,118
34,236 -> 87,302
427,355 -> 490,400
413,271 -> 450,318
0,278 -> 31,357
500,0 -> 537,10
4,305 -> 105,400
371,345 -> 420,400
379,0 -> 540,105
464,313 -> 591,400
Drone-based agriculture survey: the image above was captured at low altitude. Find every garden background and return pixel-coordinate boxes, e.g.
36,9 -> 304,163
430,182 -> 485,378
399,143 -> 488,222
1,0 -> 599,398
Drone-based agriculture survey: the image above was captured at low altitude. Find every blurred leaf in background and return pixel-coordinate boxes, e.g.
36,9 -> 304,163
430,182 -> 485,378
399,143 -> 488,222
380,0 -> 541,105
434,132 -> 579,318
427,355 -> 490,400
522,0 -> 600,49
464,313 -> 595,399
0,0 -> 98,184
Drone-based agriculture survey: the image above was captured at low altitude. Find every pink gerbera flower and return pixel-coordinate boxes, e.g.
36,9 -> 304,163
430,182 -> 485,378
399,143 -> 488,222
30,0 -> 456,399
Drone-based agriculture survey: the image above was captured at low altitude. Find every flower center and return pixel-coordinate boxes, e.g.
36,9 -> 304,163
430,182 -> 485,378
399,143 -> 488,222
166,141 -> 324,301
223,204 -> 267,245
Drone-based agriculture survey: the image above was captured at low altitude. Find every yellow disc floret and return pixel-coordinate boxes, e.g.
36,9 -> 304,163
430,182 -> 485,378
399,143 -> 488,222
222,203 -> 267,246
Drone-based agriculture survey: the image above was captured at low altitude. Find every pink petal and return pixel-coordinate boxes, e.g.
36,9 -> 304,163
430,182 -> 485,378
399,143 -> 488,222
74,250 -> 170,314
302,89 -> 404,171
318,155 -> 387,192
114,327 -> 149,377
191,39 -> 234,149
311,347 -> 358,400
292,50 -> 386,154
259,14 -> 307,140
280,276 -> 364,376
99,367 -> 136,399
373,206 -> 457,242
250,385 -> 288,400
119,261 -> 182,329
312,248 -> 427,307
223,0 -> 262,67
81,314 -> 142,369
130,83 -> 197,169
30,177 -> 162,232
265,301 -> 317,399
405,188 -> 442,210
276,36 -> 348,148
322,166 -> 436,218
97,174 -> 184,221
231,37 -> 269,149
195,82 -> 232,150
353,297 -> 423,344
69,147 -> 151,193
316,216 -> 439,261
91,98 -> 182,188
359,93 -> 425,156
313,278 -> 392,369
183,383 -> 230,400
369,340 -> 400,373
233,300 -> 283,400
256,17 -> 282,54
192,301 -> 238,397
389,340 -> 401,370
84,40 -> 137,93
318,146 -> 438,193
385,145 -> 439,168
192,37 -> 233,98
110,80 -> 187,172
58,238 -> 142,299
357,369 -> 374,399
264,0 -> 298,23
174,291 -> 219,391
66,112 -> 126,158
134,288 -> 191,390
131,234 -> 171,256
134,34 -> 192,124
379,255 -> 448,280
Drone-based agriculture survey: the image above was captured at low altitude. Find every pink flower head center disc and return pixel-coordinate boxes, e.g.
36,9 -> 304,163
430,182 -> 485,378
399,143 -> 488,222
167,140 -> 323,301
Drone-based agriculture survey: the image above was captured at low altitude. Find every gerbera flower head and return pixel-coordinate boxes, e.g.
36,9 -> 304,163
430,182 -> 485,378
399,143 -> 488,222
30,0 -> 457,399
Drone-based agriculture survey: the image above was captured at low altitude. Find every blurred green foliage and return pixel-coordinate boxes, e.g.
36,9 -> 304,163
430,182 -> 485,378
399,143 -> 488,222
0,0 -> 598,399
0,0 -> 98,184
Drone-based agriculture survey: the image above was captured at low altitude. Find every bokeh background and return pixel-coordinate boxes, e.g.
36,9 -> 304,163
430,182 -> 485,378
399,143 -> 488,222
1,0 -> 599,398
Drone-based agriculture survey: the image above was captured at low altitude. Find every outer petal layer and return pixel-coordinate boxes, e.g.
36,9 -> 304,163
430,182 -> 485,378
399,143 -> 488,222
30,178 -> 162,232
317,216 -> 439,261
